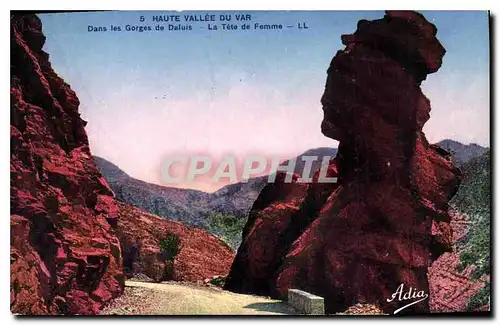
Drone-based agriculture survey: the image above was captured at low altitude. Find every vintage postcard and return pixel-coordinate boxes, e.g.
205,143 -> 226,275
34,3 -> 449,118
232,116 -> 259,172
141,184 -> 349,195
10,10 -> 490,316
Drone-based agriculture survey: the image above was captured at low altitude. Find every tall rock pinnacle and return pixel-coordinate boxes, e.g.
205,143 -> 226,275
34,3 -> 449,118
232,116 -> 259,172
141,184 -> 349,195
225,11 -> 462,314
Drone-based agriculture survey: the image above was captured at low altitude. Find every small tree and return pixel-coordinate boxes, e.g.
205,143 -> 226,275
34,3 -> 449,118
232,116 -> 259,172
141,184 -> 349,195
158,233 -> 181,281
159,233 -> 181,262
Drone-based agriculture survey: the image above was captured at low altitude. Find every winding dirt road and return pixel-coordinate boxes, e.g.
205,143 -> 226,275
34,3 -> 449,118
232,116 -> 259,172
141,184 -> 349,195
100,281 -> 298,315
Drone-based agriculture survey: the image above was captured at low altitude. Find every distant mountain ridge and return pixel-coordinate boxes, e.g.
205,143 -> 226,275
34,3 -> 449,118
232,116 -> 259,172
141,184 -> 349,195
436,139 -> 488,167
94,156 -> 212,228
94,156 -> 130,182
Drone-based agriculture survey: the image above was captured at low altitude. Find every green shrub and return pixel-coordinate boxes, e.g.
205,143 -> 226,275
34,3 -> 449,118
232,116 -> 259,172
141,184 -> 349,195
159,233 -> 181,262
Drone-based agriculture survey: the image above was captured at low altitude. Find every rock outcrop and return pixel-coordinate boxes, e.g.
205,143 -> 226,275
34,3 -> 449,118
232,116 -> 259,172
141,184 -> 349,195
225,11 -> 462,314
11,14 -> 124,314
116,202 -> 235,283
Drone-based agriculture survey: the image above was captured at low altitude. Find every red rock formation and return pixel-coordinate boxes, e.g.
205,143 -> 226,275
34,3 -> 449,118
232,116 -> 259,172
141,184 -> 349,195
225,11 -> 462,314
116,202 -> 235,283
225,165 -> 339,296
11,14 -> 124,314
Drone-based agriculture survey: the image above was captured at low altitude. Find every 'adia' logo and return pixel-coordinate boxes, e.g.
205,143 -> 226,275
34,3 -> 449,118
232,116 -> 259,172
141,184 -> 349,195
386,283 -> 429,314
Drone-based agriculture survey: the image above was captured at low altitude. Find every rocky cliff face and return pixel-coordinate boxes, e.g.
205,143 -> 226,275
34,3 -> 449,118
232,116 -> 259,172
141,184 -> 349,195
116,202 -> 235,283
225,11 -> 462,314
11,14 -> 124,315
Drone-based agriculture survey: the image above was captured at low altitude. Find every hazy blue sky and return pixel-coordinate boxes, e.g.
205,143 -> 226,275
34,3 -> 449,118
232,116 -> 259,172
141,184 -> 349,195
39,11 -> 489,191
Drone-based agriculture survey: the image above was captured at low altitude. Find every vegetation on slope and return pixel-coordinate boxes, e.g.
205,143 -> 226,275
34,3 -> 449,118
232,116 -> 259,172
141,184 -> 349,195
206,212 -> 247,251
450,150 -> 491,310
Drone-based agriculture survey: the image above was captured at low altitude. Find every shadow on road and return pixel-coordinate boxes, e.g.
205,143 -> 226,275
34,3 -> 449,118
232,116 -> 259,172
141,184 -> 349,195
243,302 -> 298,315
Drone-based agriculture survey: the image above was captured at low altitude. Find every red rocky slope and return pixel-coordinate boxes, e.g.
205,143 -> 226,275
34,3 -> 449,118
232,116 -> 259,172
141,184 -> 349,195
117,202 -> 235,283
11,14 -> 124,315
225,11 -> 462,314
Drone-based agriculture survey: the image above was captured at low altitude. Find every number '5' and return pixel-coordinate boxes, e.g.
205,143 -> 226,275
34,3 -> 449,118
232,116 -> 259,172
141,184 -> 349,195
140,16 -> 145,22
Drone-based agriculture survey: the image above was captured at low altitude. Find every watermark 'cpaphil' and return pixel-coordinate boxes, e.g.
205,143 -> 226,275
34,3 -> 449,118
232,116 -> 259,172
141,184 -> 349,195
161,154 -> 338,184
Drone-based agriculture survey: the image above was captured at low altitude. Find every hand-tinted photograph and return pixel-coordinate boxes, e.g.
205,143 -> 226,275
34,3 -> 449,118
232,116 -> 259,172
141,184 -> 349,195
10,10 -> 490,316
